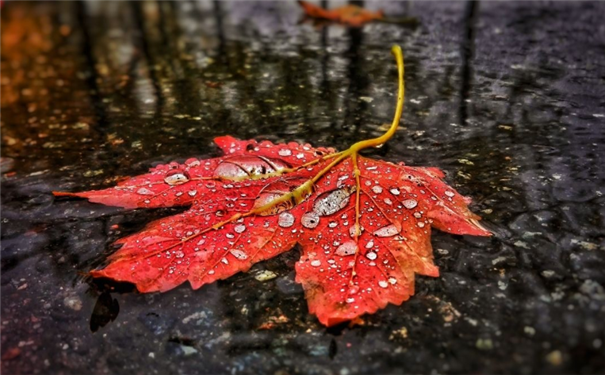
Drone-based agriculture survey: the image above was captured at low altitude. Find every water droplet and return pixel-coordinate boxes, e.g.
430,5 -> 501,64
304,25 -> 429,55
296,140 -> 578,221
384,198 -> 393,205
390,188 -> 400,196
188,190 -> 197,197
278,149 -> 292,156
388,277 -> 397,285
234,224 -> 246,233
310,260 -> 321,267
164,171 -> 190,185
366,252 -> 377,260
296,153 -> 304,159
378,281 -> 389,288
373,224 -> 400,237
208,270 -> 215,275
301,212 -> 320,229
229,249 -> 248,260
366,241 -> 374,249
445,190 -> 455,197
349,225 -> 361,237
372,185 -> 383,194
335,241 -> 358,256
364,180 -> 372,186
313,186 -> 355,216
226,233 -> 235,239
221,258 -> 229,264
328,222 -> 338,228
402,199 -> 418,209
253,192 -> 286,215
186,158 -> 200,167
346,297 -> 355,303
278,212 -> 295,228
214,156 -> 290,179
137,187 -> 154,195
414,212 -> 422,218
417,222 -> 425,228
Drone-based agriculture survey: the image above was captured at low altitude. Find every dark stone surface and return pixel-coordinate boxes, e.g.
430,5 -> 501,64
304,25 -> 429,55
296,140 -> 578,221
2,1 -> 605,374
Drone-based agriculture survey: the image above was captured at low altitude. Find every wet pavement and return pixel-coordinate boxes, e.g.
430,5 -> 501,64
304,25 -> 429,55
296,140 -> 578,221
2,1 -> 605,374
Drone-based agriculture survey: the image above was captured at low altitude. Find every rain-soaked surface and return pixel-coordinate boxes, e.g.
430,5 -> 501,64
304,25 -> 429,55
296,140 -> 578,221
2,1 -> 605,374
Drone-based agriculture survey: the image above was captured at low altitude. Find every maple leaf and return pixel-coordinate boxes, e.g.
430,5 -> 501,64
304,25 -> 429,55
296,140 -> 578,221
55,46 -> 490,326
298,0 -> 384,27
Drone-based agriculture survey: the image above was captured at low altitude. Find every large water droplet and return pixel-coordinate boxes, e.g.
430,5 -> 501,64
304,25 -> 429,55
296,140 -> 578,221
229,249 -> 248,260
164,171 -> 190,185
301,212 -> 320,229
234,224 -> 246,234
310,260 -> 321,267
372,185 -> 383,194
253,192 -> 285,216
445,190 -> 455,197
335,241 -> 358,256
278,212 -> 295,228
366,252 -> 377,260
378,280 -> 389,288
373,224 -> 400,237
214,156 -> 290,180
313,186 -> 355,216
402,199 -> 418,209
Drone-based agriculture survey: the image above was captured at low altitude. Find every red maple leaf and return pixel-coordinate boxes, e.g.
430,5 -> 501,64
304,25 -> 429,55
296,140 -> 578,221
298,1 -> 384,27
55,46 -> 490,326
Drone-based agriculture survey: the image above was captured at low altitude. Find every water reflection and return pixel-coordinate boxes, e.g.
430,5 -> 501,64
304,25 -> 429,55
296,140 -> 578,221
89,291 -> 120,333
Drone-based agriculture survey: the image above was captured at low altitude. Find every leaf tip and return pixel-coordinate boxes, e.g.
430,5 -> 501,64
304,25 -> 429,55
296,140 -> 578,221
52,191 -> 77,197
469,217 -> 493,237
